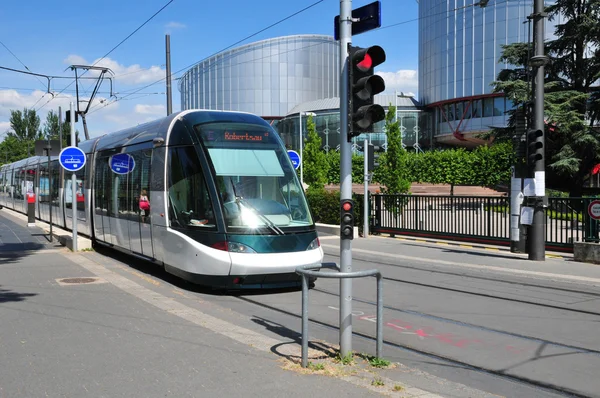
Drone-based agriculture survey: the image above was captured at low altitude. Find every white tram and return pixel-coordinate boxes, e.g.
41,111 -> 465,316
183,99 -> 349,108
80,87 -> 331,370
0,110 -> 323,288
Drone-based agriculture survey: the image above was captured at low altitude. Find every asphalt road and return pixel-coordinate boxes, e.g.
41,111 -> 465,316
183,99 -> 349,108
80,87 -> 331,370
80,233 -> 600,397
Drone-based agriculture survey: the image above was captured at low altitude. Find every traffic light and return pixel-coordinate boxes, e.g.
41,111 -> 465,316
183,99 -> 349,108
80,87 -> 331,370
340,199 -> 354,240
367,144 -> 381,172
527,129 -> 544,169
65,110 -> 79,123
348,45 -> 386,142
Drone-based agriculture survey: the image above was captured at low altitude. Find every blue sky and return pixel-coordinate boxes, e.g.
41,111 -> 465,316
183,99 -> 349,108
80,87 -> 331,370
0,0 -> 419,139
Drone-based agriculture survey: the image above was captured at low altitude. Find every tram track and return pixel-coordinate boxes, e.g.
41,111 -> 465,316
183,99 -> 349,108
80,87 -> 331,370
322,252 -> 600,316
235,294 -> 591,398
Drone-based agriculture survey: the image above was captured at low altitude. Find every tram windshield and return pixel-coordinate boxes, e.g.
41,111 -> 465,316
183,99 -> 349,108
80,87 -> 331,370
196,122 -> 313,232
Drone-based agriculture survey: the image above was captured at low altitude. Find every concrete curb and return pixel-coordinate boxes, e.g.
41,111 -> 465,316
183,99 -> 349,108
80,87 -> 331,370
316,222 -> 570,259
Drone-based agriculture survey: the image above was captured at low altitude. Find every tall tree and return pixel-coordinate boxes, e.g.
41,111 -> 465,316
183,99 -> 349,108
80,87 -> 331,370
379,105 -> 411,194
8,108 -> 42,141
43,110 -> 71,141
489,1 -> 600,196
302,115 -> 328,189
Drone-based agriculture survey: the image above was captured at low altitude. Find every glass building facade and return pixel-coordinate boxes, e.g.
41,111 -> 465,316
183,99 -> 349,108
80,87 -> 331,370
178,35 -> 339,117
419,0 -> 538,144
276,95 -> 430,154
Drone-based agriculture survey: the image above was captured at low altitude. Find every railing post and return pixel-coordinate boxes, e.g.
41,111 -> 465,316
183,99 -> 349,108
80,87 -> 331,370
376,274 -> 383,359
301,274 -> 309,368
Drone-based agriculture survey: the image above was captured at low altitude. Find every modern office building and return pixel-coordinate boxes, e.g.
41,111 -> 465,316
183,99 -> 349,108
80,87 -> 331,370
277,94 -> 428,154
178,34 -> 340,118
418,0 -> 539,147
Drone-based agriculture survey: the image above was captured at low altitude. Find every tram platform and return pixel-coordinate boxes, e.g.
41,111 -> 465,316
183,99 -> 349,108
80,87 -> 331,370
0,208 -> 454,398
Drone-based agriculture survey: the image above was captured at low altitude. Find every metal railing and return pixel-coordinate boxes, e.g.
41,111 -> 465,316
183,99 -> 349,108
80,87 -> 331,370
295,262 -> 383,368
369,194 -> 590,252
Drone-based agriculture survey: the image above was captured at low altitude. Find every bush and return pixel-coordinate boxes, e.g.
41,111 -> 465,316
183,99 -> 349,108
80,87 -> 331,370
305,186 -> 364,232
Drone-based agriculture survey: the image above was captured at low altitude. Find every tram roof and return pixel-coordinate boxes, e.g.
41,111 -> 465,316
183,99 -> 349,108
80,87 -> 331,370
90,110 -> 269,152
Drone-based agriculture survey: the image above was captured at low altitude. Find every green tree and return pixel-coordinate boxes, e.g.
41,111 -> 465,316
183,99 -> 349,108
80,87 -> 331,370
489,1 -> 600,196
301,115 -> 328,188
8,108 -> 42,141
379,105 -> 411,194
43,110 -> 71,143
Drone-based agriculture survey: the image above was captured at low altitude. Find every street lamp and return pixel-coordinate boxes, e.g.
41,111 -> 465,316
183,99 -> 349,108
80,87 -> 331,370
299,111 -> 316,187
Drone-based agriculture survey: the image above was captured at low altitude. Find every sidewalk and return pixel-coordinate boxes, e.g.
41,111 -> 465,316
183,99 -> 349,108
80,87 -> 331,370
1,208 -> 462,398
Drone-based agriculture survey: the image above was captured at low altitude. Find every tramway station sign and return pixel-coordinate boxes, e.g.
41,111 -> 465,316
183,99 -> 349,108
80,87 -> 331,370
59,146 -> 86,172
287,150 -> 300,170
109,153 -> 135,175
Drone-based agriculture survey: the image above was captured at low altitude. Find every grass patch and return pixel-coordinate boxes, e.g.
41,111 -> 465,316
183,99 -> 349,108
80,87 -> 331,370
335,351 -> 354,365
307,362 -> 325,371
371,377 -> 384,387
393,385 -> 404,392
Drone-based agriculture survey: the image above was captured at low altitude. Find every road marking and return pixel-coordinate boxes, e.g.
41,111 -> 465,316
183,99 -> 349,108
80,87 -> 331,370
321,243 -> 600,285
436,242 -> 449,245
459,244 -> 473,248
485,248 -> 500,251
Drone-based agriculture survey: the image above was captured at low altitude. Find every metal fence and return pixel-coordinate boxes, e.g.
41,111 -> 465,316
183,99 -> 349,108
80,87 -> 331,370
369,194 -> 592,252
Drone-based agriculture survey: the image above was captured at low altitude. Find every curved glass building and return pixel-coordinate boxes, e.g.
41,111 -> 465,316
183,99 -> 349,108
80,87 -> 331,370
178,35 -> 339,118
419,0 -> 535,146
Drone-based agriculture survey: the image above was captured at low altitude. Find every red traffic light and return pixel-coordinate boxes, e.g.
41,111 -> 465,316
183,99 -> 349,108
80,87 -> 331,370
351,46 -> 386,72
357,54 -> 372,71
342,201 -> 352,211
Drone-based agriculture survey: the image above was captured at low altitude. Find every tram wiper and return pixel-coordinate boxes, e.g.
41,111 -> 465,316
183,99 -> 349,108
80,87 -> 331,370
229,178 -> 283,235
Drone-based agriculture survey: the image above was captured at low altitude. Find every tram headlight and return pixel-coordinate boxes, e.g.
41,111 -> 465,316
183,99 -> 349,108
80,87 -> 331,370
306,238 -> 320,251
227,241 -> 257,253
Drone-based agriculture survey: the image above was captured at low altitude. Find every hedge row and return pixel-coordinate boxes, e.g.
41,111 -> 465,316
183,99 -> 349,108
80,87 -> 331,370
322,142 -> 514,189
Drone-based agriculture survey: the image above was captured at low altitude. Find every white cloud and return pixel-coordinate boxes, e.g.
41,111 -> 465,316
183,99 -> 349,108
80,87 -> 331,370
376,70 -> 418,96
0,121 -> 11,134
63,55 -> 165,85
165,21 -> 186,30
135,104 -> 166,116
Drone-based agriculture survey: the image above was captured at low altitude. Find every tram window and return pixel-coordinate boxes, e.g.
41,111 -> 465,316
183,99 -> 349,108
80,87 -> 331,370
65,165 -> 86,218
14,167 -> 23,199
167,146 -> 216,229
39,163 -> 49,202
95,157 -> 109,216
50,161 -> 60,207
127,149 -> 152,223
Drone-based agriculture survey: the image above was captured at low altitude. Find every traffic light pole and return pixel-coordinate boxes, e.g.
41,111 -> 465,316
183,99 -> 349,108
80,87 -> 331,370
339,0 -> 353,358
529,0 -> 546,261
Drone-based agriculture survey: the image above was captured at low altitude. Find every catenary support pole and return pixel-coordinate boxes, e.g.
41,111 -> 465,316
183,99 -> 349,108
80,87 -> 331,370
70,102 -> 78,252
166,34 -> 173,116
47,135 -> 52,243
529,0 -> 546,261
339,0 -> 353,357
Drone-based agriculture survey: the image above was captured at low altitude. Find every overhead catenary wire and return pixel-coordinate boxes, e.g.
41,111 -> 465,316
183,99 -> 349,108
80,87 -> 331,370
0,39 -> 47,90
35,0 -> 174,113
91,0 -> 515,114
88,0 -> 326,114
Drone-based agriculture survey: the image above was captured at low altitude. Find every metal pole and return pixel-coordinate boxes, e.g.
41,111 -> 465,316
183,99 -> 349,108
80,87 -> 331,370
58,106 -> 63,150
70,102 -> 78,252
363,139 -> 369,238
376,274 -> 383,359
339,0 -> 353,358
81,113 -> 90,141
299,112 -> 303,187
166,34 -> 173,115
529,0 -> 546,261
47,135 -> 52,243
301,274 -> 309,368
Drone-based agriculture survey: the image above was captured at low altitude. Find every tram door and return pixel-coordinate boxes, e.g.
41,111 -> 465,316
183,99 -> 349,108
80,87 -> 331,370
127,149 -> 153,258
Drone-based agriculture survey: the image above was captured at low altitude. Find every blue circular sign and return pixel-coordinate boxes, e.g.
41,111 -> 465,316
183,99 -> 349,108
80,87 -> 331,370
287,150 -> 300,170
59,146 -> 86,172
109,153 -> 135,175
